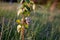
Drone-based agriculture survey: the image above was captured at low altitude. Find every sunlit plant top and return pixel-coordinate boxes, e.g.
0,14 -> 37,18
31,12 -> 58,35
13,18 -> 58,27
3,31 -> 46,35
16,0 -> 35,33
17,0 -> 35,16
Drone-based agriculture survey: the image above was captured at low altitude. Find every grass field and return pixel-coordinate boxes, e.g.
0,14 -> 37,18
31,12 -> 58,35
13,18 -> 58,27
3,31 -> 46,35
0,3 -> 60,40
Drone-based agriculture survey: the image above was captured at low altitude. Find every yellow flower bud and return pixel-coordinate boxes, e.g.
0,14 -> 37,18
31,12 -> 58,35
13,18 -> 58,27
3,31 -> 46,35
17,25 -> 22,33
17,9 -> 23,16
16,19 -> 20,24
33,4 -> 35,10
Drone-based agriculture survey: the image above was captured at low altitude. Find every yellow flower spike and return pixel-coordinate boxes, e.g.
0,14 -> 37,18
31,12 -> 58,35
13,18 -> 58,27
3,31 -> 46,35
16,19 -> 20,24
17,25 -> 22,33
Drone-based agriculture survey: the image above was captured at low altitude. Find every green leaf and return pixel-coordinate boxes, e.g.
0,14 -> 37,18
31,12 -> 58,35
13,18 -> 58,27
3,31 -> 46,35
23,3 -> 31,11
25,0 -> 30,3
22,10 -> 30,16
25,24 -> 29,29
24,5 -> 31,11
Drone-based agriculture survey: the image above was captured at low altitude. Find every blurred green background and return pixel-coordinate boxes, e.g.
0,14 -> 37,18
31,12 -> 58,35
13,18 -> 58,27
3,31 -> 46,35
0,0 -> 60,40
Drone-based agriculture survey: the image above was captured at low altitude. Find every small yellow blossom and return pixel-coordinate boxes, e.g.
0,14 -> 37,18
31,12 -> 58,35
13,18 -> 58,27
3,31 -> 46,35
33,4 -> 35,10
17,9 -> 23,16
16,19 -> 20,24
17,25 -> 22,33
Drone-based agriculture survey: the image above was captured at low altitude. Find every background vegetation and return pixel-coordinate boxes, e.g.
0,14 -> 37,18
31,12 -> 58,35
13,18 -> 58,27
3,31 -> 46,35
0,0 -> 60,40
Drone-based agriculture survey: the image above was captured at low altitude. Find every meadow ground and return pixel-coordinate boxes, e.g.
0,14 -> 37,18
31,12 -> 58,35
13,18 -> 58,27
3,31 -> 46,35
0,3 -> 60,40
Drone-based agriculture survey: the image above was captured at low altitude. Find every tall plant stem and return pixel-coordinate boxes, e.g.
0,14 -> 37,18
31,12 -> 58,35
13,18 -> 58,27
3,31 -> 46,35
21,15 -> 25,40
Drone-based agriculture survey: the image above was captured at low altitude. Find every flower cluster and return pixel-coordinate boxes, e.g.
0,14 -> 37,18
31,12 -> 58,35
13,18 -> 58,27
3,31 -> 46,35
17,0 -> 35,16
16,0 -> 35,33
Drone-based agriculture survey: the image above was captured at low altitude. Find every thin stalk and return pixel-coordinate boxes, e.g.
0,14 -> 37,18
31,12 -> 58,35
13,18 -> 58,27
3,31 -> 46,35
21,25 -> 25,40
21,15 -> 25,40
